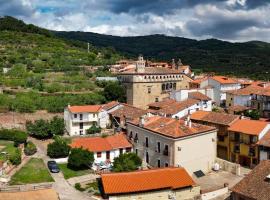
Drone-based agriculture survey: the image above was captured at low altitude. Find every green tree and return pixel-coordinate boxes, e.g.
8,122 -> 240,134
103,82 -> 126,102
49,116 -> 65,135
86,124 -> 101,135
68,148 -> 94,170
47,136 -> 70,158
26,119 -> 51,139
244,110 -> 260,120
112,153 -> 142,172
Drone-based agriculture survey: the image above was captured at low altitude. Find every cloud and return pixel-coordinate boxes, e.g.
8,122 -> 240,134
0,0 -> 270,42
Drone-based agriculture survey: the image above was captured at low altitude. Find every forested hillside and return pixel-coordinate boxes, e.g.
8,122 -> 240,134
55,32 -> 270,80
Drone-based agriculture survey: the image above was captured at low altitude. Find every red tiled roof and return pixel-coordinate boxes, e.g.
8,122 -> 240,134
128,116 -> 215,139
211,76 -> 238,84
232,160 -> 270,200
228,119 -> 269,136
101,101 -> 119,111
70,133 -> 132,152
188,92 -> 211,101
191,111 -> 239,126
68,105 -> 102,113
110,104 -> 148,121
257,130 -> 270,147
101,167 -> 195,195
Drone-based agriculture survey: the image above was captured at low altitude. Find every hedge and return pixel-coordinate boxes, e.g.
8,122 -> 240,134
24,141 -> 37,156
0,129 -> 28,145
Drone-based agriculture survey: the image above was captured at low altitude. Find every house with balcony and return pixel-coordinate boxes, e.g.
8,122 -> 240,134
257,130 -> 270,161
126,115 -> 217,175
70,133 -> 132,165
191,111 -> 240,160
228,119 -> 270,168
99,167 -> 200,200
64,102 -> 121,136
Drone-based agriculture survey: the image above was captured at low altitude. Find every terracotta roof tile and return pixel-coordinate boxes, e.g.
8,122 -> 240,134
68,105 -> 102,113
101,101 -> 119,111
257,130 -> 270,147
228,119 -> 269,136
128,116 -> 215,139
70,133 -> 132,152
232,160 -> 270,200
211,76 -> 238,84
188,92 -> 211,101
101,167 -> 195,195
110,104 -> 148,121
191,111 -> 239,126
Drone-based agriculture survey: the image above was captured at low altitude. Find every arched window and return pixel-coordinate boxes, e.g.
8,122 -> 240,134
162,84 -> 165,91
169,83 -> 173,89
173,83 -> 176,89
166,83 -> 169,90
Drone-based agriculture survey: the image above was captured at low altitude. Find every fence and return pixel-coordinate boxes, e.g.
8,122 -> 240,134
0,183 -> 53,193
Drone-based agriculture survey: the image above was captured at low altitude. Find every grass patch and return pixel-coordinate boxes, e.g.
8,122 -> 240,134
10,158 -> 54,185
58,163 -> 93,179
0,140 -> 17,161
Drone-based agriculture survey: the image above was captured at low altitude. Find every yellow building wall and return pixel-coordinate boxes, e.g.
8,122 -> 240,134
226,93 -> 234,107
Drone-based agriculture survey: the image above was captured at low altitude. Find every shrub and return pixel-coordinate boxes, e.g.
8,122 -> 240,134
24,141 -> 37,156
26,119 -> 51,139
47,137 -> 70,158
75,183 -> 85,191
9,148 -> 22,165
68,148 -> 94,170
0,129 -> 27,145
49,116 -> 64,136
86,124 -> 101,135
113,153 -> 142,172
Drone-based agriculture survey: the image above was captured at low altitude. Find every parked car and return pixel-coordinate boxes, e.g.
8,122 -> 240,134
47,161 -> 60,173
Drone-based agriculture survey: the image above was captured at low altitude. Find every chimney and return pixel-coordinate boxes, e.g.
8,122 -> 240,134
139,116 -> 145,127
184,119 -> 188,126
171,59 -> 176,69
188,120 -> 192,128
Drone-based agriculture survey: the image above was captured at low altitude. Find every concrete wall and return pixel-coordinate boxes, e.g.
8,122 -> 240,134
215,158 -> 241,175
109,185 -> 201,200
201,187 -> 228,200
174,130 -> 217,174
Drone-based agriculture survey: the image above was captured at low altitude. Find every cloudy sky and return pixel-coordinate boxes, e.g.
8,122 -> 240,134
1,0 -> 270,42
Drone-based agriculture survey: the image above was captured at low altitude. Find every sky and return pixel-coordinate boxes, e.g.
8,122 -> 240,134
1,0 -> 270,42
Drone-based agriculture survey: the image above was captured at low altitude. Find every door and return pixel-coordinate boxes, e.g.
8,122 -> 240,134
106,151 -> 110,160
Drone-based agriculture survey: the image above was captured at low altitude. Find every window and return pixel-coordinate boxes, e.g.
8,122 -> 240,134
163,145 -> 169,156
157,142 -> 161,153
155,97 -> 159,102
162,84 -> 165,91
229,103 -> 231,106
145,137 -> 149,148
119,148 -> 123,155
129,131 -> 133,139
157,160 -> 161,168
134,133 -> 138,143
79,122 -> 83,129
97,152 -> 102,158
126,147 -> 132,152
165,162 -> 169,167
135,149 -> 138,155
148,87 -> 151,94
74,114 -> 77,118
79,130 -> 83,135
146,152 -> 149,163
79,114 -> 83,120
218,135 -> 225,142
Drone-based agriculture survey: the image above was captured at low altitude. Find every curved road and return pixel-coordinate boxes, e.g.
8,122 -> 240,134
30,138 -> 96,200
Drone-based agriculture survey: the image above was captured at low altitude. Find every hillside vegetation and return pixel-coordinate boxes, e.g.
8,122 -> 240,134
55,32 -> 270,80
0,16 -> 124,113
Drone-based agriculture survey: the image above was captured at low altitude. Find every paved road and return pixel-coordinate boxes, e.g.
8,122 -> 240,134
30,138 -> 96,200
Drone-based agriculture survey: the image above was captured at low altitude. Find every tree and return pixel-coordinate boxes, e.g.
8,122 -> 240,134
112,153 -> 142,172
24,141 -> 37,156
47,137 -> 70,158
49,116 -> 65,135
26,119 -> 51,139
68,148 -> 94,170
86,124 -> 101,135
244,110 -> 260,120
9,148 -> 22,166
103,82 -> 126,102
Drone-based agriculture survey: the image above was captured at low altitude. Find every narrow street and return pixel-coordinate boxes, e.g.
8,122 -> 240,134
30,138 -> 97,200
